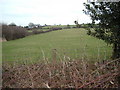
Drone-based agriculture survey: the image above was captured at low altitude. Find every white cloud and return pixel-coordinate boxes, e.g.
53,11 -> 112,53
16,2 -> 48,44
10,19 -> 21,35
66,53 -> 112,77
0,0 -> 91,26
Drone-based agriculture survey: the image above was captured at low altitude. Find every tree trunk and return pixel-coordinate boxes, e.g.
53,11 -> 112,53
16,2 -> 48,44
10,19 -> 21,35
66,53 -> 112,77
112,43 -> 120,59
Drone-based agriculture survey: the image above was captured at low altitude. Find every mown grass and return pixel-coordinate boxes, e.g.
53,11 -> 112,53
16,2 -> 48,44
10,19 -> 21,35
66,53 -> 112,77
2,28 -> 112,64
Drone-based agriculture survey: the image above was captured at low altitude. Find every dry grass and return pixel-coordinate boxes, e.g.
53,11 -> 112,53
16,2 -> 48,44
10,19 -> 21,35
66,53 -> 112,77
2,58 -> 120,88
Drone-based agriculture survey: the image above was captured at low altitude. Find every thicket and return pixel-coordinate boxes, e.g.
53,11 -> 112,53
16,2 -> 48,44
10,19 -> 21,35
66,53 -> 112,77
2,24 -> 27,41
3,58 -> 120,88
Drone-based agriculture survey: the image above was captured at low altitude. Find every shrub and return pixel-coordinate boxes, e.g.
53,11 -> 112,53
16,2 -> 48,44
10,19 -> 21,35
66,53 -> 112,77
32,30 -> 44,34
50,27 -> 62,31
2,24 -> 27,41
26,32 -> 33,36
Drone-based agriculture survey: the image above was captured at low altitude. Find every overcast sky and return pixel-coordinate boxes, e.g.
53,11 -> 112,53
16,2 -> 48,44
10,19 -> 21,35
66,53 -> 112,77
0,0 -> 92,26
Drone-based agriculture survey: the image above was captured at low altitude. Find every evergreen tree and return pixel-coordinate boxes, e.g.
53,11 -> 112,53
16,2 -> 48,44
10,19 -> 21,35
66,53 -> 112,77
83,2 -> 120,59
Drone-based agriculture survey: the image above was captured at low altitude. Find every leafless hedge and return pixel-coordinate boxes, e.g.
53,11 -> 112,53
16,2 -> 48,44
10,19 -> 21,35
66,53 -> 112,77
2,25 -> 27,41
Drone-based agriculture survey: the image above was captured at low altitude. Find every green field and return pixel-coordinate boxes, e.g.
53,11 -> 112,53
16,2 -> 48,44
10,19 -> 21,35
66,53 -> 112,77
2,28 -> 112,64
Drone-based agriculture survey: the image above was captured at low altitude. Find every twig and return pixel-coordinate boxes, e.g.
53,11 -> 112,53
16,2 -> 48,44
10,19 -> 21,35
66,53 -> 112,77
44,82 -> 51,89
89,58 -> 120,76
80,70 -> 118,88
27,66 -> 34,88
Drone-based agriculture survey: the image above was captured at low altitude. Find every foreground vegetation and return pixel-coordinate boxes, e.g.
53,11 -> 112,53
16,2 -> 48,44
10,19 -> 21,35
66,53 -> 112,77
2,28 -> 112,64
3,58 -> 119,88
84,2 -> 120,59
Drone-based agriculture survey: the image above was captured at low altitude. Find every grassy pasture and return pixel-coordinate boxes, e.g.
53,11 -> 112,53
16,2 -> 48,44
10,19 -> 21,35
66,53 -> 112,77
2,28 -> 112,64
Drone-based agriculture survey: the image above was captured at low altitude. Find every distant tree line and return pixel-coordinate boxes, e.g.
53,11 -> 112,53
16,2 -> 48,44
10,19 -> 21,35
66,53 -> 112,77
2,23 -> 63,41
2,22 -> 93,41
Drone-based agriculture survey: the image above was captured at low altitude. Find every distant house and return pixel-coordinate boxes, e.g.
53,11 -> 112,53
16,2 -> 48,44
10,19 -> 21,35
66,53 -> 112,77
28,23 -> 41,29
